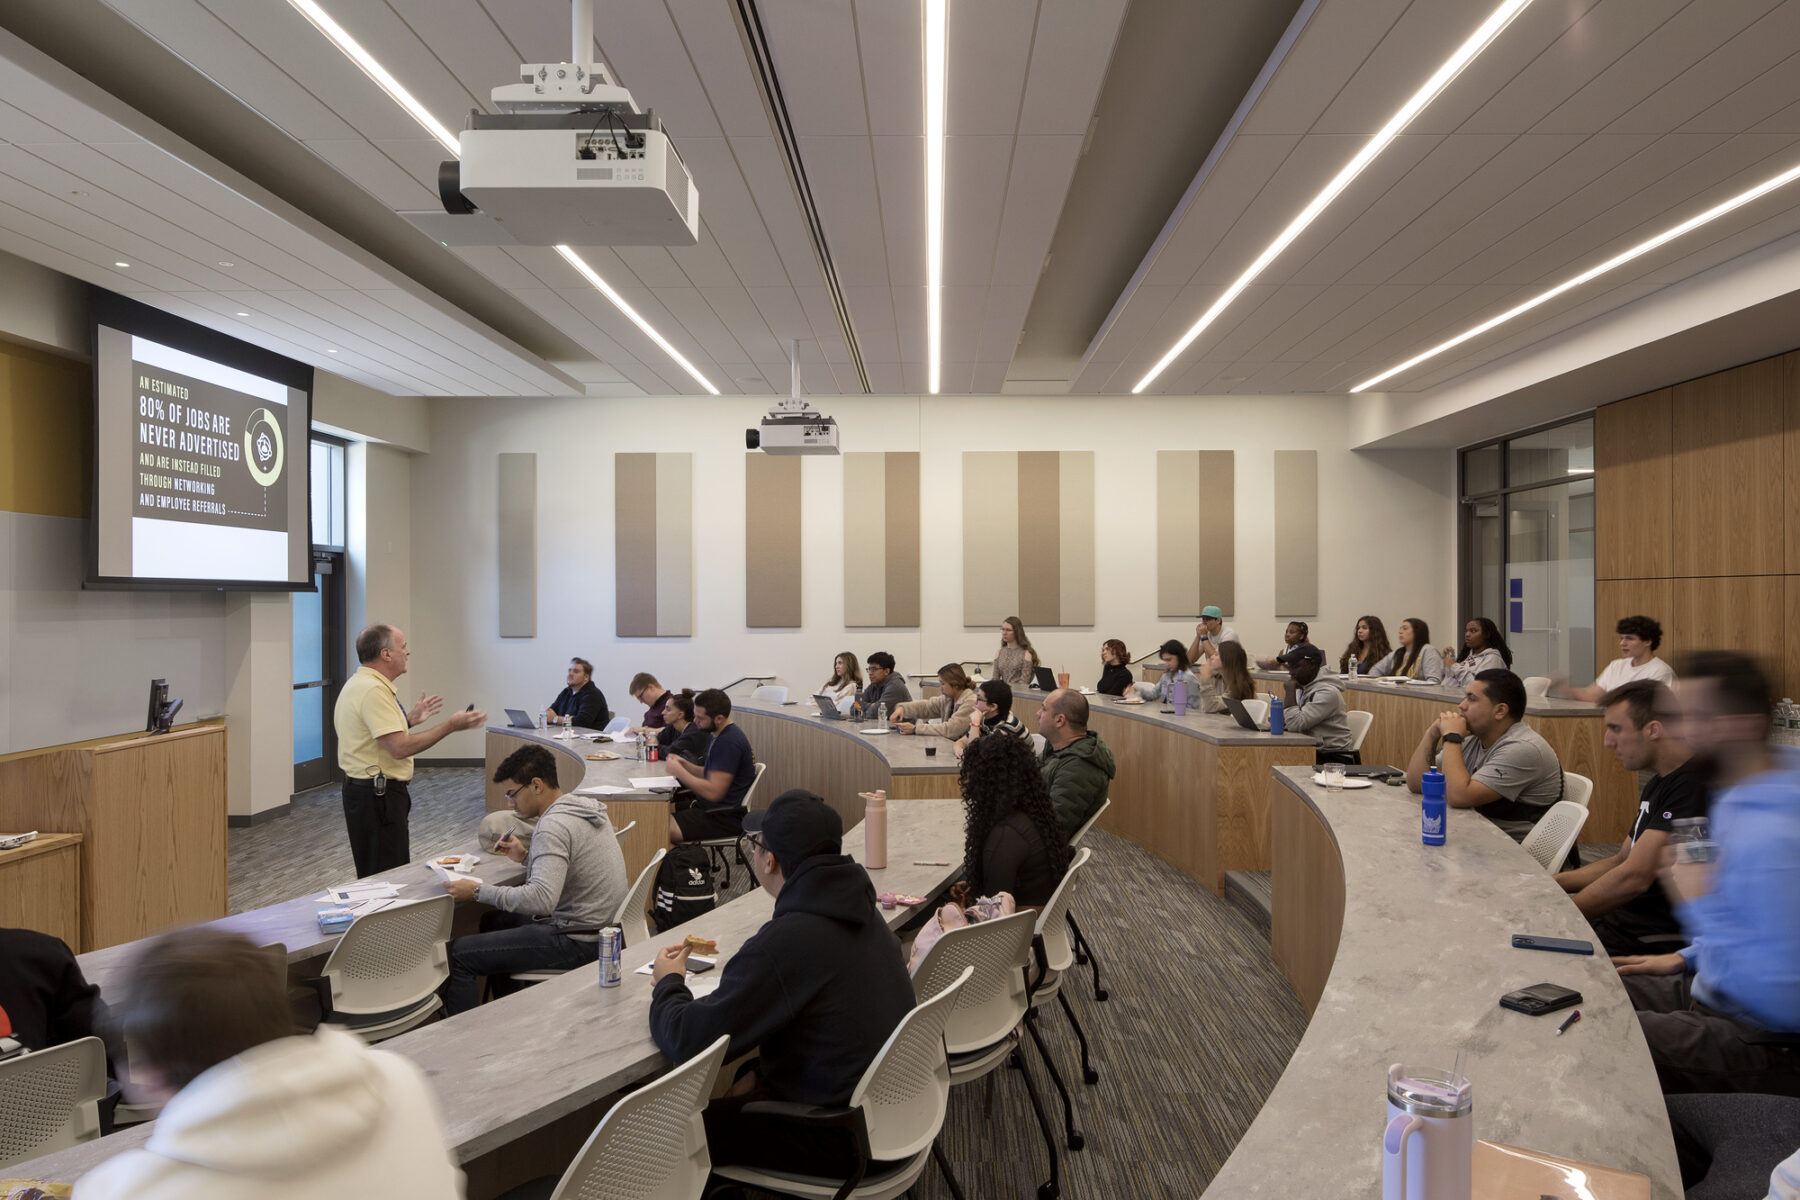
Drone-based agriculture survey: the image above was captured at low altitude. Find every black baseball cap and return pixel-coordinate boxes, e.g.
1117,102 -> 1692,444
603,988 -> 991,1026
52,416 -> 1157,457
1286,643 -> 1325,668
743,789 -> 843,871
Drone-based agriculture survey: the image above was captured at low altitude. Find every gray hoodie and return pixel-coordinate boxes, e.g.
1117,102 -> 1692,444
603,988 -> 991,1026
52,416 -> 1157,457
475,794 -> 628,930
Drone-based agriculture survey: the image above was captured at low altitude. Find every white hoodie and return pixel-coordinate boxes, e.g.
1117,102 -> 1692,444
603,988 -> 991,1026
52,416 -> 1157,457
76,1029 -> 463,1200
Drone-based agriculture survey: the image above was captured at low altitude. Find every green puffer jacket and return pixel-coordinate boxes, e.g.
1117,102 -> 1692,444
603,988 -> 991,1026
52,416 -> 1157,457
1040,732 -> 1116,841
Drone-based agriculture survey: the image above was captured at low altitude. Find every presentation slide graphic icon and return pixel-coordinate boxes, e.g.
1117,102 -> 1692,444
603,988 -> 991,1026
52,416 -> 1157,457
244,407 -> 285,487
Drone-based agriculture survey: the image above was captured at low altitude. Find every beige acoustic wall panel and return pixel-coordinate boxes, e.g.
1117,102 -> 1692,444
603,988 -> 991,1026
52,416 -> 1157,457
614,452 -> 692,637
496,452 -> 536,638
746,453 -> 803,628
842,452 -> 921,627
963,451 -> 1094,626
1273,450 -> 1319,617
1156,450 -> 1235,616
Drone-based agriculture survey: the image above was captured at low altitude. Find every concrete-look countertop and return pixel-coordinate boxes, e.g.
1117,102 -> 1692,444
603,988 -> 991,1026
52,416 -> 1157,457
1250,668 -> 1603,716
1207,766 -> 1679,1197
1013,687 -> 1319,747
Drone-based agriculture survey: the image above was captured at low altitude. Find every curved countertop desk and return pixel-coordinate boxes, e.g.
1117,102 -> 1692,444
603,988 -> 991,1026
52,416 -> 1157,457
1009,689 -> 1317,893
1249,669 -> 1636,841
1219,765 -> 1680,1197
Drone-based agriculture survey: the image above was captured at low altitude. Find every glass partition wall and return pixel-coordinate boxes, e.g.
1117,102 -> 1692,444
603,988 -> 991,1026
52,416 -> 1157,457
1459,417 -> 1596,688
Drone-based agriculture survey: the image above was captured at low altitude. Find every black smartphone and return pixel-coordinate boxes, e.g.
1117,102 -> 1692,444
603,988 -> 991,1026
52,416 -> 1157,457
686,957 -> 715,974
1159,707 -> 1176,713
464,703 -> 475,711
1500,982 -> 1582,1015
1512,933 -> 1595,956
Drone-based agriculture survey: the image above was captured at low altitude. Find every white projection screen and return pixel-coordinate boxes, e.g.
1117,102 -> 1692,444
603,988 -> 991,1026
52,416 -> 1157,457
89,291 -> 313,590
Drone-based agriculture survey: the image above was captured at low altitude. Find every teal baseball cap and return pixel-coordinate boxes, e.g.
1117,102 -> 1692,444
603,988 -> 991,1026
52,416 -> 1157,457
1201,605 -> 1224,620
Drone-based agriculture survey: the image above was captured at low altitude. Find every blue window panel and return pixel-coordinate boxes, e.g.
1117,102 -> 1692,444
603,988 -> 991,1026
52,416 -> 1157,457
294,687 -> 324,763
1509,601 -> 1523,634
1509,577 -> 1523,599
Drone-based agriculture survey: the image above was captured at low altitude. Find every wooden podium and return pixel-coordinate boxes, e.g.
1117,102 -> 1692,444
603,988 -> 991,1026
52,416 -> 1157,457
0,723 -> 227,951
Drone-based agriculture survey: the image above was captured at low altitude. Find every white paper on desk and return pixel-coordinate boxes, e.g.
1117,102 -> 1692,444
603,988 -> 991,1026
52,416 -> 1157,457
628,776 -> 679,791
633,956 -> 717,976
427,862 -> 485,885
319,883 -> 401,903
578,785 -> 638,796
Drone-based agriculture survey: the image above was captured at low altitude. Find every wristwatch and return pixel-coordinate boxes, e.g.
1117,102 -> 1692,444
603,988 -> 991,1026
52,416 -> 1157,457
1440,732 -> 1464,745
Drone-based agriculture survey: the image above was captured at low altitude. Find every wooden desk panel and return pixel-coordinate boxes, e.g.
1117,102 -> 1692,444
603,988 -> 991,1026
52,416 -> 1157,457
0,832 -> 83,948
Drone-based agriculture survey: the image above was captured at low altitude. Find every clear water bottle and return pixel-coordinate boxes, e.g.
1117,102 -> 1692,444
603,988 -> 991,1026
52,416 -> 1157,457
877,701 -> 888,728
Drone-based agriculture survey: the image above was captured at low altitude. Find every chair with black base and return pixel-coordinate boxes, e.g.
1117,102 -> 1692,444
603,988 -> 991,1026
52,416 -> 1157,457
698,762 -> 767,888
1064,798 -> 1110,1003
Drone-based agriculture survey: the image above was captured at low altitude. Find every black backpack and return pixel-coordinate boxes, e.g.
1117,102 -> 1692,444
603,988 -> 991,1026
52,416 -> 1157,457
651,844 -> 717,933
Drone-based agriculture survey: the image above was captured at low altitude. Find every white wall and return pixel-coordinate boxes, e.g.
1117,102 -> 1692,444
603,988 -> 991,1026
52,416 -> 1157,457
346,441 -> 414,681
223,591 -> 292,817
411,392 -> 1457,759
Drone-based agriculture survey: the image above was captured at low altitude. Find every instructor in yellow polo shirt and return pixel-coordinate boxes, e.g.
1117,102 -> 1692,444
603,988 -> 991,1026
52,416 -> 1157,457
335,624 -> 486,877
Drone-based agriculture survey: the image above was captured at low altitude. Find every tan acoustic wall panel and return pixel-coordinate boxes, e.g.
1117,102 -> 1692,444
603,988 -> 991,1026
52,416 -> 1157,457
963,451 -> 1093,626
747,453 -> 803,628
842,452 -> 920,627
1273,450 -> 1318,617
1157,450 -> 1234,616
614,453 -> 692,637
496,452 -> 536,638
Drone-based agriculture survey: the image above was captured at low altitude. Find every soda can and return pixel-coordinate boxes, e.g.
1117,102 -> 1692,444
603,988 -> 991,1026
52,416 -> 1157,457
648,745 -> 660,762
597,927 -> 622,988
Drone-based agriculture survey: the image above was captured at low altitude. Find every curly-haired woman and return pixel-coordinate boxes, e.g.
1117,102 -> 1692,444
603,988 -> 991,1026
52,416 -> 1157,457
958,733 -> 1071,909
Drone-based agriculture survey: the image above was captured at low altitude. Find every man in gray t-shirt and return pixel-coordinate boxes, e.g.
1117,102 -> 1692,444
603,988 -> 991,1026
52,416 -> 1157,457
1405,668 -> 1563,842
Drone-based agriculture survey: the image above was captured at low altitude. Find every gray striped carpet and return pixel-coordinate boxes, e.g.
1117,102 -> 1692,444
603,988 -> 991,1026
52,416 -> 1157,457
230,771 -> 1313,1196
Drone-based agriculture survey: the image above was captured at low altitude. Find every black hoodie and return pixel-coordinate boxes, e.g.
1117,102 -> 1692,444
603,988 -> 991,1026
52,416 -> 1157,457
649,854 -> 913,1106
0,928 -> 114,1067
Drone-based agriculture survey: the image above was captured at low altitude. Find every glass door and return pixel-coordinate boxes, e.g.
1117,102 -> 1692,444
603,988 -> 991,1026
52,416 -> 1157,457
293,552 -> 345,792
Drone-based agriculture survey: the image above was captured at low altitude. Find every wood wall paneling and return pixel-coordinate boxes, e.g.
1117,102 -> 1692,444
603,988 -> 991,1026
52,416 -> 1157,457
1670,575 -> 1785,687
1670,359 -> 1784,578
1784,352 -> 1800,575
1594,389 -> 1671,581
1786,577 -> 1800,703
1269,783 -> 1343,1017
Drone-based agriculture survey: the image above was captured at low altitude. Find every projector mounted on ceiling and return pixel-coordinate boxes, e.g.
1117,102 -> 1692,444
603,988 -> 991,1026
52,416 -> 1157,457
748,341 -> 839,456
422,4 -> 698,248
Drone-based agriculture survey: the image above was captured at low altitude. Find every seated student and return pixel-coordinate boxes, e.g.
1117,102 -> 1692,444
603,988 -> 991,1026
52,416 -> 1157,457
955,679 -> 1029,758
1558,615 -> 1677,702
442,745 -> 628,1016
648,790 -> 915,1177
1368,617 -> 1445,681
993,616 -> 1040,688
0,927 -> 120,1076
1404,668 -> 1563,843
1254,621 -> 1311,669
77,928 -> 463,1200
958,734 -> 1071,910
1282,644 -> 1358,764
1338,615 -> 1391,676
1444,617 -> 1512,688
627,672 -> 670,732
1198,640 -> 1257,714
850,651 -> 911,718
1096,638 -> 1135,696
1614,651 -> 1800,1098
819,651 -> 862,708
664,688 -> 758,845
1134,639 -> 1202,703
1187,604 -> 1241,665
547,656 -> 608,728
655,688 -> 708,764
1555,681 -> 1708,956
892,663 -> 977,738
1037,689 -> 1117,840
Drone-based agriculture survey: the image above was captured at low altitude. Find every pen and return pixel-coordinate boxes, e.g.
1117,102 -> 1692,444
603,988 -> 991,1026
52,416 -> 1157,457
1556,1010 -> 1581,1036
913,860 -> 951,866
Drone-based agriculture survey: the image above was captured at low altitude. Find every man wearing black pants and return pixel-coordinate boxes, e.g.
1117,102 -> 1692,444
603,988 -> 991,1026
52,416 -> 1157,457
333,624 -> 485,877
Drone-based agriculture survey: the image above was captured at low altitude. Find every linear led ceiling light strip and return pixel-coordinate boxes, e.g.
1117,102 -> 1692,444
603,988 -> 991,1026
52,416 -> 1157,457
287,0 -> 719,394
924,0 -> 948,395
1351,157 -> 1800,391
1130,0 -> 1534,394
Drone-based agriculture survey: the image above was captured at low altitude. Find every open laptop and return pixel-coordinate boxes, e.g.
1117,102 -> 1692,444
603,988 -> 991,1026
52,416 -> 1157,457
1221,695 -> 1262,731
812,694 -> 850,721
1032,666 -> 1058,691
503,708 -> 537,730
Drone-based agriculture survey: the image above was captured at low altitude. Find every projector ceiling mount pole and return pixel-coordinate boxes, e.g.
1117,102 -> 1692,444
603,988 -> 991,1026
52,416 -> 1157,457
572,0 -> 593,67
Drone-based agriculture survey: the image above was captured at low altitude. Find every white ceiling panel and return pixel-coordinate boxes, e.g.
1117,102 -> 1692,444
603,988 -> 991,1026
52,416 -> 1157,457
945,0 -> 1035,137
855,0 -> 923,137
988,136 -> 1083,286
798,136 -> 891,287
1016,0 -> 1131,137
757,0 -> 867,137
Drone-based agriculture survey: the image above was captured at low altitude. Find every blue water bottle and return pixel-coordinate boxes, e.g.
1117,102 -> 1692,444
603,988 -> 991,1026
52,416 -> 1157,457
1171,675 -> 1188,715
1268,694 -> 1285,735
1421,768 -> 1447,845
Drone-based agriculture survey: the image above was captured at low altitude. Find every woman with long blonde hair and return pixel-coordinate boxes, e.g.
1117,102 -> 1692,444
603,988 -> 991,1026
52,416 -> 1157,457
994,616 -> 1039,688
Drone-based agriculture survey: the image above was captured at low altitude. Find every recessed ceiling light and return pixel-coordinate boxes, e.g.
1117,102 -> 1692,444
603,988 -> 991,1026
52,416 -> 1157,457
1131,0 -> 1534,393
327,348 -> 338,353
1352,155 -> 1800,392
113,261 -> 129,268
924,0 -> 947,396
218,260 -> 235,268
284,0 -> 460,156
554,245 -> 719,394
236,311 -> 250,317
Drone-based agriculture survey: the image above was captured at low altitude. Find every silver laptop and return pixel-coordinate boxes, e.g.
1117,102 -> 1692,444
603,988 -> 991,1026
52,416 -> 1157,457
503,708 -> 537,730
813,694 -> 849,721
1221,695 -> 1261,731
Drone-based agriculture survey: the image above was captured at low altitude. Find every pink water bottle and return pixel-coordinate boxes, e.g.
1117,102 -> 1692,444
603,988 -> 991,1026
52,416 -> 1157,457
863,790 -> 888,869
